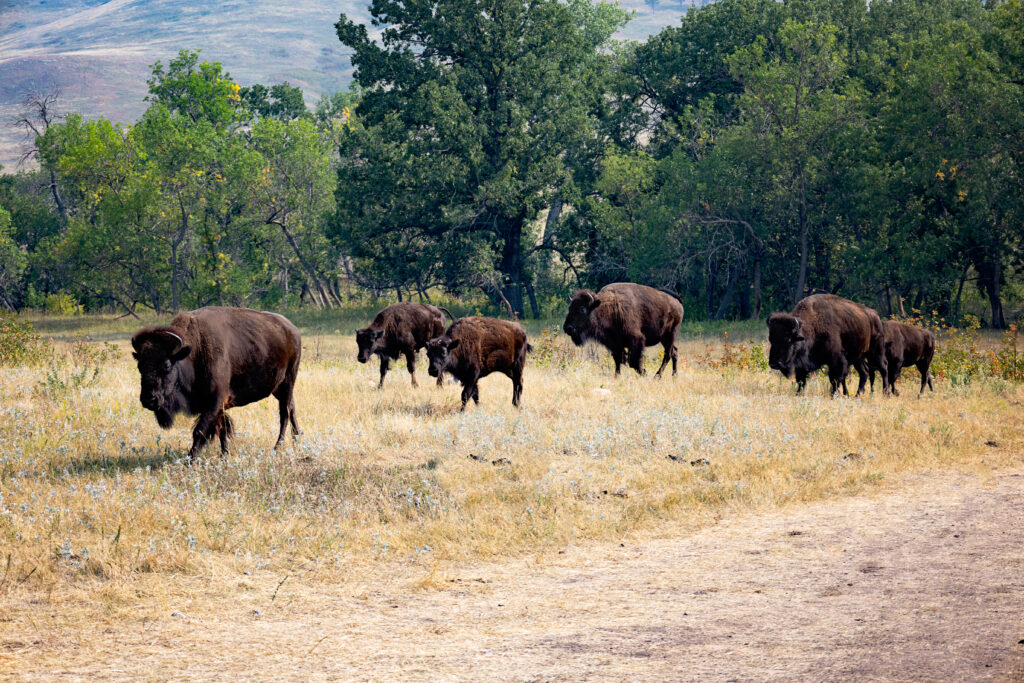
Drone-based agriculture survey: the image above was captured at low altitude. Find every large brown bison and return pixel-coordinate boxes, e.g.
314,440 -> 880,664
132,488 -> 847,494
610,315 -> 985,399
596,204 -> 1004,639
562,283 -> 684,377
426,317 -> 529,410
131,306 -> 301,460
869,321 -> 936,396
767,294 -> 888,396
356,303 -> 453,387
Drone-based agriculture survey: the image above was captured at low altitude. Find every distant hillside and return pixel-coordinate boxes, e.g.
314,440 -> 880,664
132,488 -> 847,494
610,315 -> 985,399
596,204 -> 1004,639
0,0 -> 694,169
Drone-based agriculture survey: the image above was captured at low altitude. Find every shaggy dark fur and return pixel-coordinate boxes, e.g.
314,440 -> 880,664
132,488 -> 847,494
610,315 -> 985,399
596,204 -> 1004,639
869,321 -> 936,396
426,317 -> 530,410
356,303 -> 453,387
767,294 -> 888,396
562,283 -> 684,377
131,306 -> 301,461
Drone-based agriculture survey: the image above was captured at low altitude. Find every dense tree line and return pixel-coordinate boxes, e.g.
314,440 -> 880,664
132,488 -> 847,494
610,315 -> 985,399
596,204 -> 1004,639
1,0 -> 1021,325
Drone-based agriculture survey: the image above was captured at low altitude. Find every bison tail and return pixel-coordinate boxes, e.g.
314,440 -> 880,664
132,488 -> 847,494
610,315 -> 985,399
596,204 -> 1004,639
526,343 -> 534,353
437,306 -> 456,322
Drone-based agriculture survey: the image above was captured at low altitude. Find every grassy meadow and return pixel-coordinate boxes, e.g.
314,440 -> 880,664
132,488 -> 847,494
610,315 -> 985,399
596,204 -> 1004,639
1,310 -> 1022,640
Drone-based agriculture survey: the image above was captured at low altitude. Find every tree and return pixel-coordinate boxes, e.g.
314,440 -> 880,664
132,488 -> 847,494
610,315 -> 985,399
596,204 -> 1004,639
334,0 -> 630,317
728,20 -> 863,305
147,49 -> 244,129
0,202 -> 27,311
248,116 -> 340,308
241,82 -> 311,121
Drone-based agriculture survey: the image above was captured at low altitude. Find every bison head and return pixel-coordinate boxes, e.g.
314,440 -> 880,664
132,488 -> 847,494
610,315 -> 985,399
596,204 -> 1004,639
131,328 -> 191,428
355,327 -> 384,364
562,290 -> 601,347
766,314 -> 807,379
426,336 -> 460,378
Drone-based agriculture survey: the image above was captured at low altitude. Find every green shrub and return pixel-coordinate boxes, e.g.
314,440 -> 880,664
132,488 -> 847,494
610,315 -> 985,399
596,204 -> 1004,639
0,311 -> 48,366
44,292 -> 81,316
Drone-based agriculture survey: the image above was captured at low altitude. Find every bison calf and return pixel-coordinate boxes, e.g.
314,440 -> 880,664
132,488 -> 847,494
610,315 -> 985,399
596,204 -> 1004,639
356,303 -> 453,388
870,321 -> 936,396
767,294 -> 888,396
426,317 -> 529,410
562,283 -> 683,377
131,306 -> 301,460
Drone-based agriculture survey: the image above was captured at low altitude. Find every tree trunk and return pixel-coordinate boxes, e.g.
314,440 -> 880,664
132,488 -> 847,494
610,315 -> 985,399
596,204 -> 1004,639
794,173 -> 809,306
751,253 -> 762,320
499,215 -> 526,318
714,267 -> 737,321
794,216 -> 809,305
952,263 -> 969,322
525,276 -> 540,319
275,219 -> 336,309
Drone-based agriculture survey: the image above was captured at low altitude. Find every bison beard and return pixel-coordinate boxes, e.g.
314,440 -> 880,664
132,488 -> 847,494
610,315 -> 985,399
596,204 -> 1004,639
132,307 -> 302,461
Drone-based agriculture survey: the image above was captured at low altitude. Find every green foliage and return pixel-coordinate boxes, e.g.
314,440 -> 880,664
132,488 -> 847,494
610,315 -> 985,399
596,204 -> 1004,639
36,336 -> 119,397
43,292 -> 81,316
147,50 -> 244,128
334,0 -> 630,316
0,0 -> 1022,325
0,312 -> 48,366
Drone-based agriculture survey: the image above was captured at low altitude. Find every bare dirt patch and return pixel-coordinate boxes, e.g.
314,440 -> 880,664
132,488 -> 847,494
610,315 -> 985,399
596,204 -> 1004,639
4,468 -> 1022,681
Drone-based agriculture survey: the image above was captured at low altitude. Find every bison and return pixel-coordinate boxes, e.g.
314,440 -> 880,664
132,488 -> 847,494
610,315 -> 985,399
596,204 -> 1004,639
131,306 -> 302,460
869,321 -> 936,396
562,283 -> 684,377
426,317 -> 529,410
356,303 -> 453,388
767,294 -> 888,396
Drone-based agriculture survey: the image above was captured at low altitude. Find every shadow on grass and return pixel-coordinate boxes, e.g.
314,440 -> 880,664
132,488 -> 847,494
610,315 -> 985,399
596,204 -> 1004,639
370,400 -> 461,418
40,447 -> 185,479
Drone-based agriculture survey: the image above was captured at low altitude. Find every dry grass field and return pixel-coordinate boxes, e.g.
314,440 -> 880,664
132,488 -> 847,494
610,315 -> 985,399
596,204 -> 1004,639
1,312 -> 1022,678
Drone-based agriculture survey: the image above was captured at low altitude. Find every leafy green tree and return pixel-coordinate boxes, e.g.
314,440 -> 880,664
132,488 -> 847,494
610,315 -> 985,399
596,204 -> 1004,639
334,0 -> 630,316
248,116 -> 340,308
147,49 -> 244,129
727,20 -> 864,305
241,82 -> 310,121
0,202 -> 27,311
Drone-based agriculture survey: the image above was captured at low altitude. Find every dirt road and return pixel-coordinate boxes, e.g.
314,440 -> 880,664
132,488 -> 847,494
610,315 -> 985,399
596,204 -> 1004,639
8,470 -> 1024,681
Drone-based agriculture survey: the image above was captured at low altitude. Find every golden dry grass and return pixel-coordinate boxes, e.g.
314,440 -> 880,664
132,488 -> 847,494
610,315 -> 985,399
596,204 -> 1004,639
1,318 -> 1022,674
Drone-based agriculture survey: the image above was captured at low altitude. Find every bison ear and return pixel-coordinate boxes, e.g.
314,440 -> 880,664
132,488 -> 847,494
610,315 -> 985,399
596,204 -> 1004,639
587,296 -> 601,313
170,345 -> 191,362
447,339 -> 460,351
370,329 -> 384,340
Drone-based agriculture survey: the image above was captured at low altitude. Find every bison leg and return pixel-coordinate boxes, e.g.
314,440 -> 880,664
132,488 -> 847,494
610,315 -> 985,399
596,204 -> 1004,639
611,345 -> 624,376
628,338 -> 646,376
511,367 -> 524,407
273,383 -> 299,449
217,414 -> 234,454
378,355 -> 391,388
404,349 -> 418,387
853,359 -> 869,396
655,336 -> 674,378
189,409 -> 224,461
918,361 -> 933,395
670,343 -> 678,376
888,361 -> 903,397
828,358 -> 849,397
459,376 -> 479,411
